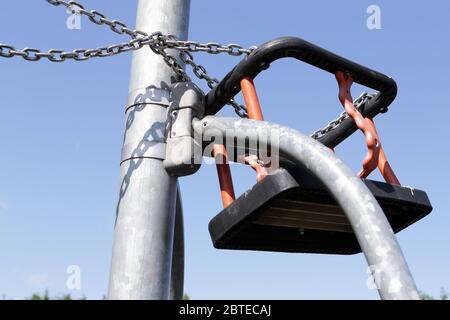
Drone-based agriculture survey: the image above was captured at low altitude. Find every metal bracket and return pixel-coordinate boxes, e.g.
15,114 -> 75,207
163,82 -> 205,177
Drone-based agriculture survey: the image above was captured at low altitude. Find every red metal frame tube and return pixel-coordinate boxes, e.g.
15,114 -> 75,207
241,77 -> 264,121
213,144 -> 236,208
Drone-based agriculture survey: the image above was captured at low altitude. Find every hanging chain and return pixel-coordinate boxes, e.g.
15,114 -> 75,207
310,92 -> 375,140
0,0 -> 252,116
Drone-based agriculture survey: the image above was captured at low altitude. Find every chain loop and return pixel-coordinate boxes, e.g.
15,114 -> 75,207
22,48 -> 42,61
0,44 -> 16,58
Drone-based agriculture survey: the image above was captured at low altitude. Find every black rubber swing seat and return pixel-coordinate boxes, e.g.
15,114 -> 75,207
204,36 -> 433,255
208,167 -> 432,255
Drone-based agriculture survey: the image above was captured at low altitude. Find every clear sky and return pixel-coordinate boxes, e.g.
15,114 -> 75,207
0,0 -> 449,299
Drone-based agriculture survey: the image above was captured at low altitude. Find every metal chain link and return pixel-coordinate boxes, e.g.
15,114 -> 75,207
178,49 -> 249,117
0,0 -> 252,116
310,92 -> 375,139
0,1 -> 162,61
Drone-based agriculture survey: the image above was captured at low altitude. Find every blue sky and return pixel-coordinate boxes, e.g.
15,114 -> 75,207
0,0 -> 449,299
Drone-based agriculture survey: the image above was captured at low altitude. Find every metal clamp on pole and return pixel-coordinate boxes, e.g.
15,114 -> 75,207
164,82 -> 205,177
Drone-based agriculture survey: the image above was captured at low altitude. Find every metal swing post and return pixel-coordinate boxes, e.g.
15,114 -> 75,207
108,0 -> 191,300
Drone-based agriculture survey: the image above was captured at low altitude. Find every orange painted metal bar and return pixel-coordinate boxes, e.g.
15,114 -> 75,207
379,148 -> 401,185
213,144 -> 236,208
336,71 -> 400,184
240,77 -> 270,182
241,77 -> 264,121
367,118 -> 401,185
213,77 -> 263,208
335,71 -> 380,179
242,155 -> 269,183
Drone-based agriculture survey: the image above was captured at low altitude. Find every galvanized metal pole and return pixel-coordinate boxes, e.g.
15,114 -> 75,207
194,116 -> 420,300
108,0 -> 190,300
170,185 -> 185,300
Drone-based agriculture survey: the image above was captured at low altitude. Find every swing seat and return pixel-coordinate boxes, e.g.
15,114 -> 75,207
205,37 -> 432,254
208,167 -> 432,255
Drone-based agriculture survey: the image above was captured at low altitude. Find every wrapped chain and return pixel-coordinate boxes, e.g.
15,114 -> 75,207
0,0 -> 252,116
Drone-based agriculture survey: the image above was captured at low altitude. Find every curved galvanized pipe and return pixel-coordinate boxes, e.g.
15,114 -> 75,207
193,116 -> 419,300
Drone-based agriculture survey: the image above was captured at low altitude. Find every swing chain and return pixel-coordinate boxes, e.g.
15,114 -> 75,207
310,92 -> 375,140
